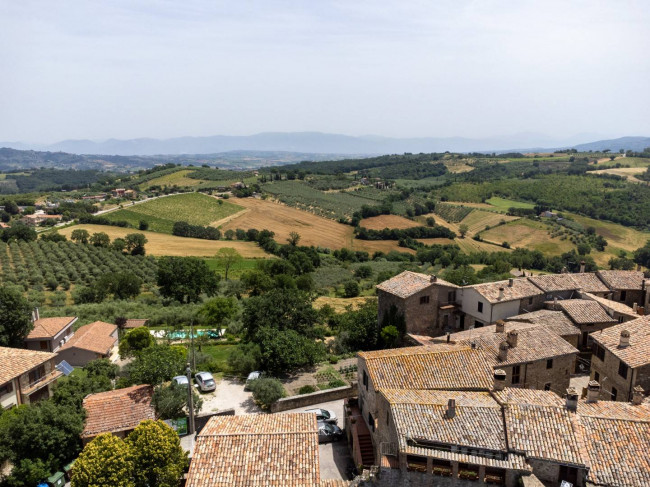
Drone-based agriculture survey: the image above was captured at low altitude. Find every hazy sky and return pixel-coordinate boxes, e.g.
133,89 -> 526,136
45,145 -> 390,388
1,0 -> 648,143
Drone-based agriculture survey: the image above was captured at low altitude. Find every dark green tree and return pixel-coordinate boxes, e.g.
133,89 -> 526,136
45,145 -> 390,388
127,345 -> 187,385
157,256 -> 219,303
242,289 -> 318,340
0,286 -> 33,347
151,383 -> 202,420
125,233 -> 148,255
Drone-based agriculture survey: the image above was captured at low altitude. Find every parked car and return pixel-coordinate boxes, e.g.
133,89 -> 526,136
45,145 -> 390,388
172,375 -> 189,387
245,371 -> 262,391
305,408 -> 338,424
317,421 -> 343,443
194,372 -> 216,392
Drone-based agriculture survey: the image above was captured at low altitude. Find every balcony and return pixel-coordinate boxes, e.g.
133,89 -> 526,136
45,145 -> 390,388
22,370 -> 63,397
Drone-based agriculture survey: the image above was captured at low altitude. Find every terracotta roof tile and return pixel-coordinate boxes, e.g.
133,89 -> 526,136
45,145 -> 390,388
596,270 -> 645,291
582,293 -> 639,318
124,319 -> 148,329
570,273 -> 611,294
359,345 -> 493,391
455,327 -> 578,367
468,278 -> 542,304
59,321 -> 117,355
27,317 -> 76,340
186,414 -> 320,487
550,299 -> 617,325
506,310 -> 581,337
376,271 -> 457,299
81,385 -> 155,438
0,346 -> 57,385
589,317 -> 650,368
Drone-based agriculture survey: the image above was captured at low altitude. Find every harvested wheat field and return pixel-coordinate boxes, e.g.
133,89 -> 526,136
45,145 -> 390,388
416,238 -> 456,246
352,239 -> 415,255
460,210 -> 519,234
359,215 -> 420,230
314,296 -> 376,313
58,224 -> 271,258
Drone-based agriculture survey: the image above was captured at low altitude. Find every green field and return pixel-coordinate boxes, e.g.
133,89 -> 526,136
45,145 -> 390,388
592,157 -> 650,168
204,257 -> 262,279
201,344 -> 236,373
485,197 -> 535,211
139,169 -> 205,189
105,193 -> 243,233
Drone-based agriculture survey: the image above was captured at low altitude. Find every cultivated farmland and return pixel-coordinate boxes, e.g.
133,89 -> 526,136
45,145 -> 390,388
138,169 -> 205,189
460,210 -> 519,234
58,224 -> 271,258
359,215 -> 420,230
434,203 -> 473,222
104,193 -> 243,233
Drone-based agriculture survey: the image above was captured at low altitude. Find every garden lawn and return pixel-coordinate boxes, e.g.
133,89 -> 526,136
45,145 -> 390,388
105,193 -> 243,233
201,344 -> 236,372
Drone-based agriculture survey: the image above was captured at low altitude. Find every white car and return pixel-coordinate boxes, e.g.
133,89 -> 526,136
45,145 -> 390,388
172,375 -> 189,387
305,408 -> 338,424
245,371 -> 262,391
194,372 -> 216,392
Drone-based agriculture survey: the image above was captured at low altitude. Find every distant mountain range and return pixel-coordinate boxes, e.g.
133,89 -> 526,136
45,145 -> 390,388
3,132 -> 649,156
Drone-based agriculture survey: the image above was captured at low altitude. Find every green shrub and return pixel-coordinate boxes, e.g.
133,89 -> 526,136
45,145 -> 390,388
249,378 -> 286,409
328,379 -> 346,388
298,385 -> 317,395
328,355 -> 339,364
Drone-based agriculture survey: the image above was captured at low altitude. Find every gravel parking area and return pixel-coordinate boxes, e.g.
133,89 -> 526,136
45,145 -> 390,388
199,377 -> 261,414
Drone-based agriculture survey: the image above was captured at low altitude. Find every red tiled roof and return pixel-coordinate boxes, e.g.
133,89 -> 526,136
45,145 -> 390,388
376,271 -> 457,299
468,278 -> 542,304
550,299 -> 617,325
27,317 -> 76,340
596,270 -> 645,291
0,346 -> 57,385
59,321 -> 117,356
124,319 -> 148,329
589,317 -> 650,368
81,385 -> 155,438
187,413 -> 320,487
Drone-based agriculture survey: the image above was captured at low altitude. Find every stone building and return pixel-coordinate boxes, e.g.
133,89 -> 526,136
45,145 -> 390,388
376,271 -> 459,336
56,321 -> 119,367
527,272 -> 610,300
589,317 -> 650,402
0,347 -> 63,408
459,278 -> 544,328
580,291 -> 640,323
453,326 -> 578,393
24,313 -> 77,353
596,270 -> 647,308
504,309 -> 581,347
546,299 -> 618,351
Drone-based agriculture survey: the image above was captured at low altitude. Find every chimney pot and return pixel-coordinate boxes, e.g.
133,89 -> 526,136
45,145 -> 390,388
34,307 -> 40,321
446,399 -> 456,419
566,387 -> 579,412
495,320 -> 505,333
633,303 -> 638,313
493,369 -> 506,391
506,330 -> 518,348
579,261 -> 586,274
430,275 -> 437,283
508,278 -> 514,287
632,386 -> 644,406
498,341 -> 509,361
498,287 -> 505,300
619,330 -> 631,348
586,380 -> 600,403
553,297 -> 558,310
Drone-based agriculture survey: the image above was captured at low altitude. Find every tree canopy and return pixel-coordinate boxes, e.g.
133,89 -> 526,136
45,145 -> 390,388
0,285 -> 33,347
157,256 -> 219,303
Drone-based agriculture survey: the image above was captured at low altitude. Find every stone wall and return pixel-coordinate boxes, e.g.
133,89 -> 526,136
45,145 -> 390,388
522,353 -> 576,393
270,383 -> 358,413
590,346 -> 639,401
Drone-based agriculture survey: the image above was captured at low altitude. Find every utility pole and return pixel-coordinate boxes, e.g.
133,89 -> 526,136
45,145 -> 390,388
186,362 -> 195,435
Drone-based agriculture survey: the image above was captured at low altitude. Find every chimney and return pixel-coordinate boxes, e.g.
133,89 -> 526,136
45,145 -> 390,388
495,320 -> 505,333
561,266 -> 568,274
446,399 -> 456,419
508,278 -> 514,287
34,307 -> 40,321
553,297 -> 558,310
579,261 -> 586,274
498,287 -> 505,300
430,275 -> 437,283
586,380 -> 600,403
619,330 -> 630,348
631,386 -> 644,406
498,341 -> 509,361
493,369 -> 506,391
446,333 -> 451,343
565,387 -> 579,412
506,330 -> 518,348
633,303 -> 638,313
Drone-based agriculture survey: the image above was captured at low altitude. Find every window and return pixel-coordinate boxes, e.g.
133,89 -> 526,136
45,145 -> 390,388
447,291 -> 456,303
0,382 -> 13,395
618,361 -> 628,379
611,387 -> 618,401
593,343 -> 606,361
511,365 -> 521,385
419,295 -> 430,305
618,316 -> 624,323
362,370 -> 368,390
475,321 -> 484,328
620,291 -> 627,302
368,413 -> 375,432
594,371 -> 600,382
28,366 -> 45,384
386,412 -> 390,425
528,297 -> 533,305
39,341 -> 48,350
477,302 -> 484,313
544,383 -> 551,391
546,359 -> 553,369
459,315 -> 465,330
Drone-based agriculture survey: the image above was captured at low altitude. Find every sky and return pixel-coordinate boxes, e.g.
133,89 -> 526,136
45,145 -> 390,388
0,0 -> 648,143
